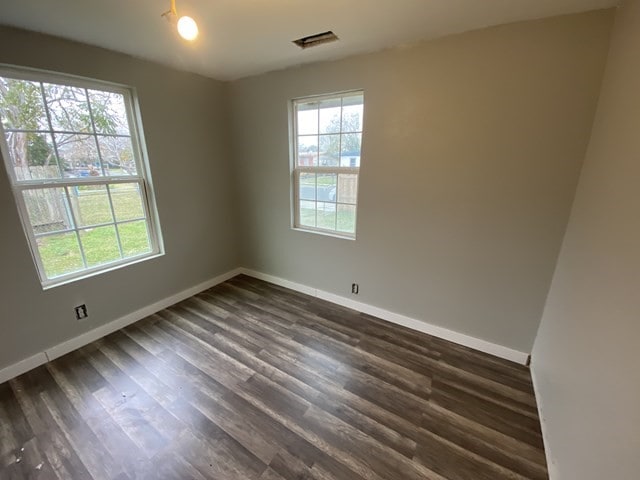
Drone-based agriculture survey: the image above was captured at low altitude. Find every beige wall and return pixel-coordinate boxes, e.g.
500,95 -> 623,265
532,1 -> 640,478
0,27 -> 239,371
229,10 -> 613,353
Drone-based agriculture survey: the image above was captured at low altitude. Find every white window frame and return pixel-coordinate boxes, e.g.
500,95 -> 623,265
0,65 -> 164,289
290,90 -> 364,239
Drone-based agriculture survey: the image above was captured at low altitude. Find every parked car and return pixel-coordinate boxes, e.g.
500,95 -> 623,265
300,184 -> 336,202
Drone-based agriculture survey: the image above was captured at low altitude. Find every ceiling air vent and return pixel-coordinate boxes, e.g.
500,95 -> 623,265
293,31 -> 339,49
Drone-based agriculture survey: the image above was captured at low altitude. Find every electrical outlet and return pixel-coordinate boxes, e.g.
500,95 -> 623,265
75,304 -> 88,320
351,283 -> 359,295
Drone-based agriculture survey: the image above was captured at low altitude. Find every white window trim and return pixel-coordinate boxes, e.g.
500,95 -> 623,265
290,90 -> 363,239
0,64 -> 164,289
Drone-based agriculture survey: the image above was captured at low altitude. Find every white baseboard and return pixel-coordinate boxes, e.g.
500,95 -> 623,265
0,268 -> 242,385
0,264 -> 529,385
239,268 -> 530,365
0,352 -> 49,386
529,358 -> 557,479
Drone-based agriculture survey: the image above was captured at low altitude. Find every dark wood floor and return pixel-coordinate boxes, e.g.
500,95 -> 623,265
0,275 -> 548,480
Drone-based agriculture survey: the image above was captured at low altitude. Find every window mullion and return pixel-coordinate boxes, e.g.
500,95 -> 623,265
335,97 -> 344,230
3,128 -> 131,138
137,181 -> 157,252
123,93 -> 146,176
296,166 -> 359,175
316,105 -> 320,228
106,184 -> 125,259
38,82 -> 68,182
12,176 -> 144,190
293,169 -> 299,228
316,104 -> 320,168
85,88 -> 108,177
339,96 -> 344,168
63,186 -> 89,269
334,173 -> 339,232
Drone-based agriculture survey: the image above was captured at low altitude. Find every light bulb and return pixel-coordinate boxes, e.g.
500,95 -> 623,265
177,16 -> 198,41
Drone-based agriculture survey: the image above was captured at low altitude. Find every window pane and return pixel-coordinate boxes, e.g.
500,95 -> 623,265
296,102 -> 318,135
80,225 -> 121,267
319,134 -> 340,167
319,98 -> 342,134
23,188 -> 73,234
337,204 -> 356,234
110,183 -> 145,221
342,95 -> 364,132
5,132 -> 60,180
43,83 -> 92,133
87,90 -> 130,135
297,135 -> 318,166
37,232 -> 84,278
317,202 -> 337,230
0,69 -> 161,286
338,174 -> 358,204
69,185 -> 113,227
119,220 -> 151,258
97,135 -> 137,176
299,200 -> 316,228
55,133 -> 101,178
340,133 -> 361,167
299,173 -> 316,201
317,173 -> 337,203
0,78 -> 48,130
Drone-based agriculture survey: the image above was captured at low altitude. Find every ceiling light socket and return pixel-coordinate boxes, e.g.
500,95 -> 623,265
162,0 -> 199,41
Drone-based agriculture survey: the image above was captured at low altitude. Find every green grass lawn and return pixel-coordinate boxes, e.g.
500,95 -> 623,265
71,184 -> 144,226
36,184 -> 353,279
299,174 -> 357,233
36,186 -> 150,278
300,204 -> 356,233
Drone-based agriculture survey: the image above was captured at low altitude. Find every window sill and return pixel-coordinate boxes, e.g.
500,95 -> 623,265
292,226 -> 356,241
41,251 -> 164,290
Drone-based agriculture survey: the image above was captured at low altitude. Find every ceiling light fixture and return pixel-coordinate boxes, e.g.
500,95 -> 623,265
161,0 -> 199,41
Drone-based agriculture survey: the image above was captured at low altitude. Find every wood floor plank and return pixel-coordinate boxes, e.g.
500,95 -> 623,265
1,381 -> 35,447
0,387 -> 23,460
431,379 -> 545,449
34,428 -> 93,480
39,390 -> 124,480
256,347 -> 426,447
142,451 -> 209,480
45,357 -> 149,479
415,428 -> 530,480
0,274 -> 548,479
420,402 -> 547,472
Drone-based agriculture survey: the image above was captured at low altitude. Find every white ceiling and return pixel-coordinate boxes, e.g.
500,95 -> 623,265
0,0 -> 618,81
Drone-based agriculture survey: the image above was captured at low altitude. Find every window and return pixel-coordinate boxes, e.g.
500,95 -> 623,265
292,91 -> 364,237
0,67 -> 162,288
